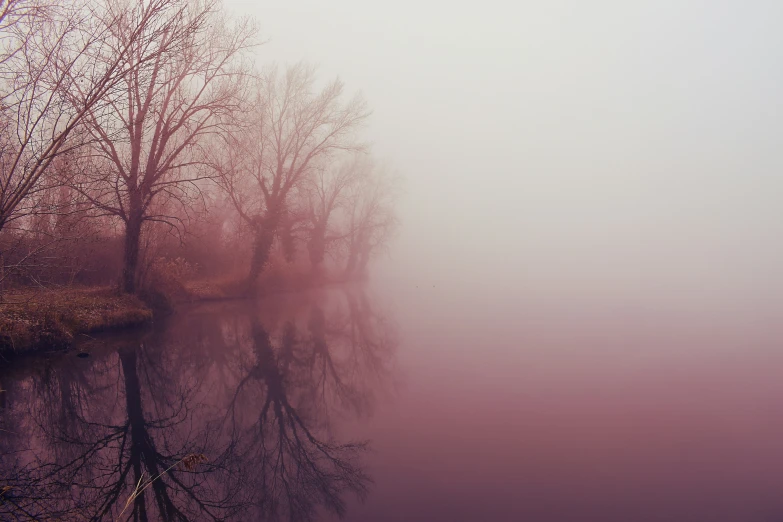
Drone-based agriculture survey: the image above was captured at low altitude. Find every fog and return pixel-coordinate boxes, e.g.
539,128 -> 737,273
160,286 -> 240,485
4,2 -> 783,520
225,0 -> 783,313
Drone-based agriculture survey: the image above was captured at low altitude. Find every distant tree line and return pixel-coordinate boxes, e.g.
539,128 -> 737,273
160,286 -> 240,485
0,0 -> 399,295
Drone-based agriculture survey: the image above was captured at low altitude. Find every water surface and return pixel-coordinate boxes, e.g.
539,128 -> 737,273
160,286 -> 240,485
1,281 -> 783,521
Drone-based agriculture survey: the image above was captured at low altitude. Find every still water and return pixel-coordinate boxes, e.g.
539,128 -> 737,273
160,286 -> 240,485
2,281 -> 783,521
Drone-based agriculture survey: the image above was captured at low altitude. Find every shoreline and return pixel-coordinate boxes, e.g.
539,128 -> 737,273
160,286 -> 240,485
0,275 -> 365,359
0,288 -> 153,358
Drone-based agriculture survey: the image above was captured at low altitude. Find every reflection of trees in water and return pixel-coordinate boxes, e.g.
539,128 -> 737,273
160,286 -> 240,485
0,288 -> 396,521
225,316 -> 370,521
0,334 -> 244,521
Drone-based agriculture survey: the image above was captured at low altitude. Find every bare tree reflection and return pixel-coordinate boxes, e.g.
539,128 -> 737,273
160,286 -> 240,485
225,315 -> 370,521
0,287 -> 397,521
0,332 -> 244,521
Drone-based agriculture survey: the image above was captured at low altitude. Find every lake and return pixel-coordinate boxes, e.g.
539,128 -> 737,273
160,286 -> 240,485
2,279 -> 783,521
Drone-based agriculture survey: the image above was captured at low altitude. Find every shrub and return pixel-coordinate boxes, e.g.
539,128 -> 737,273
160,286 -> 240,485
140,257 -> 198,311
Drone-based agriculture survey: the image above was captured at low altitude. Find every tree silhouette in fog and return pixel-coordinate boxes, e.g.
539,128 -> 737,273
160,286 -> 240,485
213,64 -> 369,286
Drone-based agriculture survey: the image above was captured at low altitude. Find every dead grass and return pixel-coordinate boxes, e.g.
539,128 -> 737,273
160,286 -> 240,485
0,287 -> 152,355
116,453 -> 207,521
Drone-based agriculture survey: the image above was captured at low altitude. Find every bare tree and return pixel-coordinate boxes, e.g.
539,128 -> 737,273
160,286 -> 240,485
216,64 -> 369,288
303,156 -> 359,271
0,0 -> 193,244
70,0 -> 257,293
342,158 -> 400,278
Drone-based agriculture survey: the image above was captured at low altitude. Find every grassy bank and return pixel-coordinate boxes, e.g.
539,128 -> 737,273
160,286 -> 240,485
0,287 -> 152,356
0,266 -> 357,357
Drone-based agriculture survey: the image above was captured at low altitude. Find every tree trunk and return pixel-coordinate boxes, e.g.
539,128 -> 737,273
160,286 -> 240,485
344,233 -> 362,278
250,318 -> 286,401
122,214 -> 143,294
119,344 -> 180,520
0,217 -> 5,298
307,224 -> 326,271
279,218 -> 297,264
248,228 -> 274,285
0,249 -> 5,299
247,210 -> 280,287
119,345 -> 152,520
357,243 -> 371,279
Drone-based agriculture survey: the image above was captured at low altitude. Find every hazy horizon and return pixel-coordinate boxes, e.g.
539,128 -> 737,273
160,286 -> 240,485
224,0 -> 783,312
4,2 -> 783,521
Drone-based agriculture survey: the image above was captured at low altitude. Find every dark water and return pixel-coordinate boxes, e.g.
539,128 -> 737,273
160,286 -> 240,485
2,282 -> 783,521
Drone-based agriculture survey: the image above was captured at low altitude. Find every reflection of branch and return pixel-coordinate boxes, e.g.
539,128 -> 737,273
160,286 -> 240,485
0,335 -> 240,521
225,318 -> 371,521
0,290 -> 396,521
306,306 -> 367,422
117,453 -> 208,521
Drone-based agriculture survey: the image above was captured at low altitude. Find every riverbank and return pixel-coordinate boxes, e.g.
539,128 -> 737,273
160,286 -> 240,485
0,288 -> 153,357
0,269 -> 363,357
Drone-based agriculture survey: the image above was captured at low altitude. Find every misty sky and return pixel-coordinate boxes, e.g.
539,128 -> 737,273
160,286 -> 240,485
225,0 -> 783,310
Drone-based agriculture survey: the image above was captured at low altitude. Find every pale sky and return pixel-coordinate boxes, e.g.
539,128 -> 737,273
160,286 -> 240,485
224,0 -> 783,311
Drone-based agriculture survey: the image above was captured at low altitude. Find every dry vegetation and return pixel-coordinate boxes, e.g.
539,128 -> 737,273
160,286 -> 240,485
0,0 -> 400,355
0,287 -> 152,355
